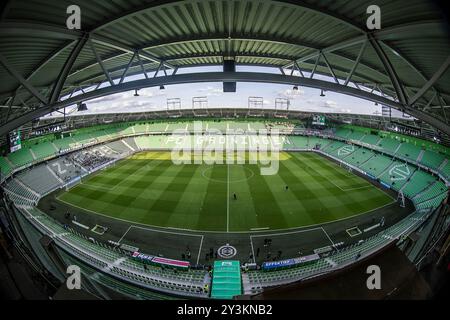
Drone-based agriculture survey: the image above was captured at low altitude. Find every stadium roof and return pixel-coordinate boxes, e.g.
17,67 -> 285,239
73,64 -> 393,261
0,0 -> 449,135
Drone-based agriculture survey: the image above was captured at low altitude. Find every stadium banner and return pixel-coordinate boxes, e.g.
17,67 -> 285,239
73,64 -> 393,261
261,259 -> 296,271
152,257 -> 190,270
292,253 -> 320,264
262,254 -> 320,271
132,251 -> 154,264
380,181 -> 391,189
366,173 -> 375,180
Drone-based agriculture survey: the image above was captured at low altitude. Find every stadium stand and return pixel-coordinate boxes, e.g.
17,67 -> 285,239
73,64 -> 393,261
344,148 -> 375,167
48,156 -> 82,183
107,140 -> 133,154
360,134 -> 381,146
7,147 -> 34,168
243,209 -> 429,294
376,137 -> 401,154
347,130 -> 365,141
288,136 -> 309,149
17,166 -> 62,196
378,161 -> 416,191
401,170 -> 437,198
53,136 -> 76,151
413,180 -> 447,204
19,205 -> 210,298
439,160 -> 450,179
0,156 -> 13,178
359,154 -> 393,177
420,150 -> 446,171
396,143 -> 422,162
4,178 -> 39,205
0,118 -> 447,300
335,128 -> 351,139
123,137 -> 139,151
31,142 -> 57,160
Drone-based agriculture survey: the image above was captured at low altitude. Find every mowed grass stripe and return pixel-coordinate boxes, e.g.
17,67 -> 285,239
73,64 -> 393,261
146,163 -> 199,227
282,153 -> 392,218
58,151 -> 395,231
228,164 -> 259,231
197,164 -> 227,231
61,157 -> 169,217
246,163 -> 288,230
292,153 -> 394,211
277,157 -> 341,224
169,164 -> 212,230
294,153 -> 366,190
259,160 -> 317,227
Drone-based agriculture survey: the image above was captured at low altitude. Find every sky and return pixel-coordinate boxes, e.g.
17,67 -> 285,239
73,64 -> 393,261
49,65 -> 408,119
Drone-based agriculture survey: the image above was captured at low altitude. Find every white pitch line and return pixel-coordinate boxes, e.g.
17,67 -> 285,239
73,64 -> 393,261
227,163 -> 230,233
321,227 -> 335,246
250,227 -> 269,231
249,236 -> 256,264
250,226 -> 324,239
118,225 -> 132,244
196,235 -> 204,265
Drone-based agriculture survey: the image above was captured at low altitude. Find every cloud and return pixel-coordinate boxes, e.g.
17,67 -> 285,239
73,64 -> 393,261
198,86 -> 223,97
324,100 -> 337,108
277,88 -> 305,100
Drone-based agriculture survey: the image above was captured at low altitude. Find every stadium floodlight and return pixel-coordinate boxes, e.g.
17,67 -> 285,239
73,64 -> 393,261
248,96 -> 264,117
275,98 -> 290,118
192,96 -> 209,117
167,98 -> 182,117
77,102 -> 88,112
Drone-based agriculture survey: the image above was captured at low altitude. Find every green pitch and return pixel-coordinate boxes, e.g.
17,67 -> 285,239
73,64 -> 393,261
57,151 -> 394,232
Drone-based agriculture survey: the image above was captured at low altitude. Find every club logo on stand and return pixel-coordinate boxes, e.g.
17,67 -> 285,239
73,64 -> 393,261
217,244 -> 237,259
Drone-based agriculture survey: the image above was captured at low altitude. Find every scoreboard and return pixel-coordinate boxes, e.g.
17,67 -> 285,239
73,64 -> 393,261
312,115 -> 326,126
9,129 -> 22,153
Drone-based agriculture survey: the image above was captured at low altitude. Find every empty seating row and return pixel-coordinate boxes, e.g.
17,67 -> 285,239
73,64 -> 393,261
396,143 -> 422,162
413,180 -> 447,204
344,148 -> 374,167
401,170 -> 436,198
244,210 -> 428,293
17,166 -> 62,196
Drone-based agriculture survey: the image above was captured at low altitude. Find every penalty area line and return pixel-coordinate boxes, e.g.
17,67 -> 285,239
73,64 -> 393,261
118,225 -> 132,244
321,227 -> 335,246
196,236 -> 204,265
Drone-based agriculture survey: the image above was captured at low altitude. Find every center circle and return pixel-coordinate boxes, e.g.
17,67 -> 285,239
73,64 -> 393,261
201,166 -> 255,183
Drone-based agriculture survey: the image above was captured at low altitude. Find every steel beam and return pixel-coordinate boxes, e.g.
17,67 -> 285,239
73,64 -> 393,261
1,72 -> 449,136
89,39 -> 115,87
310,53 -> 321,79
49,35 -> 88,104
136,51 -> 149,79
119,52 -> 137,84
321,52 -> 339,84
0,53 -> 48,104
345,40 -> 368,86
369,35 -> 408,106
409,56 -> 450,105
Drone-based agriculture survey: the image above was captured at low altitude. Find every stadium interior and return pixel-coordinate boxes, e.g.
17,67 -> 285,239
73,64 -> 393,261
0,0 -> 449,302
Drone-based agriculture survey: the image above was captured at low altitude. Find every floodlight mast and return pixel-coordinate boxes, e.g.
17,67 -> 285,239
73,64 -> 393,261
192,96 -> 209,117
166,98 -> 182,117
248,96 -> 264,117
275,98 -> 290,118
